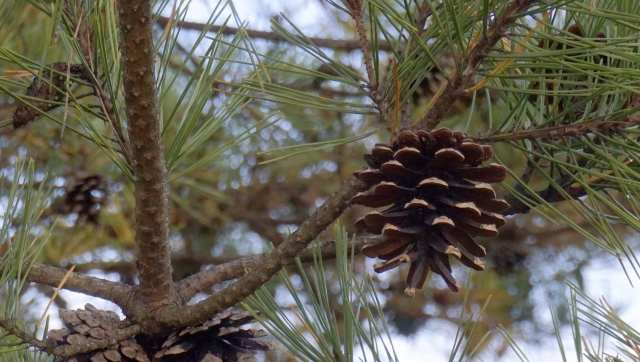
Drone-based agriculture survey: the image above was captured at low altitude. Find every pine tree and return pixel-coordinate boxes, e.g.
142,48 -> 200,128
1,0 -> 640,361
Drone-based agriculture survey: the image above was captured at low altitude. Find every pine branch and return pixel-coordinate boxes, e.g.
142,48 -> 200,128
413,0 -> 540,131
346,0 -> 388,126
117,1 -> 175,312
158,176 -> 368,328
0,318 -> 47,349
472,117 -> 640,143
503,174 -> 588,216
473,115 -> 640,215
25,263 -> 133,307
155,15 -> 393,52
176,234 -> 381,302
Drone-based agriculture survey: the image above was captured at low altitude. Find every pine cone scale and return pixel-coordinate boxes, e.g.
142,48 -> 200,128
393,147 -> 429,169
373,182 -> 415,199
406,259 -> 430,291
362,238 -> 411,258
374,253 -> 411,273
380,161 -> 424,184
449,163 -> 507,183
428,148 -> 465,170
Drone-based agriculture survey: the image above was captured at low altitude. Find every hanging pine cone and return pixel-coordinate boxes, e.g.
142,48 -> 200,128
153,310 -> 272,362
12,62 -> 90,128
48,303 -> 149,362
53,173 -> 108,225
352,128 -> 509,296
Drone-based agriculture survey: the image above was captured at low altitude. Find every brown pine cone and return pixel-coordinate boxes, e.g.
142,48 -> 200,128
48,303 -> 149,362
52,173 -> 108,225
352,128 -> 509,296
153,310 -> 272,362
12,62 -> 90,129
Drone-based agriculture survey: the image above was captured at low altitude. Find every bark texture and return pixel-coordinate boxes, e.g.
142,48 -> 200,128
117,0 -> 175,315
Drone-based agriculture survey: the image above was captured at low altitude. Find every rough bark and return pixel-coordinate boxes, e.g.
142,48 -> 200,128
25,263 -> 133,307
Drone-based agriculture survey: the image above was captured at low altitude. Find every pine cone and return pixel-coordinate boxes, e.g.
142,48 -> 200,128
12,62 -> 90,128
48,303 -> 149,362
352,128 -> 509,296
153,310 -> 272,362
54,174 -> 108,225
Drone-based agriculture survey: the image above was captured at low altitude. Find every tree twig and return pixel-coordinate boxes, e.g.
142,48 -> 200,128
0,318 -> 47,349
471,117 -> 638,143
346,0 -> 385,121
413,0 -> 540,131
63,0 -> 133,166
503,175 -> 587,216
155,15 -> 392,52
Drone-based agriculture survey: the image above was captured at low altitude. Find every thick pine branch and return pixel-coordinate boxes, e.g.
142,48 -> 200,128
117,1 -> 174,310
25,263 -> 133,307
22,235 -> 378,315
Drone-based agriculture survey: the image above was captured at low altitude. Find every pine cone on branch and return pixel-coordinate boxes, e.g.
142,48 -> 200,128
12,62 -> 90,128
48,303 -> 149,362
352,128 -> 509,296
153,310 -> 272,362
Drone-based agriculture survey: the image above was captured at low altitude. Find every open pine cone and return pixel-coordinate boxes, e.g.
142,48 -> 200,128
352,128 -> 509,296
153,310 -> 272,362
48,303 -> 149,362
